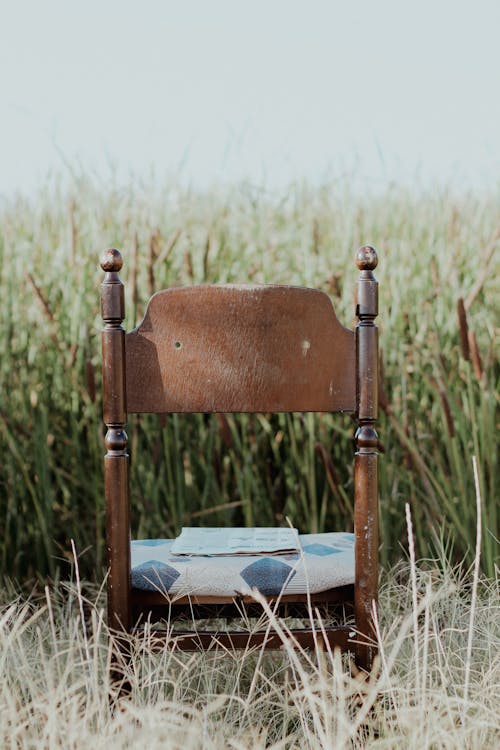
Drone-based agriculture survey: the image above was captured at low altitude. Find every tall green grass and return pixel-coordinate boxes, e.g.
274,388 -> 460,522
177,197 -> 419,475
0,175 -> 498,580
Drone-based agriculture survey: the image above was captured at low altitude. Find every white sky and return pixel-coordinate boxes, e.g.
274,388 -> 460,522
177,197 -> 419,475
1,0 -> 500,195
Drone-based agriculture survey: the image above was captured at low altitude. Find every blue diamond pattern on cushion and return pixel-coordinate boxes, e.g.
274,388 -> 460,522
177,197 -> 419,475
240,557 -> 295,595
303,543 -> 342,556
135,539 -> 171,547
131,560 -> 180,592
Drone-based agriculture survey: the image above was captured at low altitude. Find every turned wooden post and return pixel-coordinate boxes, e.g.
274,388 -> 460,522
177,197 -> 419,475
100,248 -> 131,633
354,245 -> 379,671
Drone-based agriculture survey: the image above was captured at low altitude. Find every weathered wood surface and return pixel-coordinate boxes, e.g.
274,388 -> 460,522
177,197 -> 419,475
354,245 -> 379,671
100,248 -> 131,634
131,584 -> 353,608
131,585 -> 354,623
131,625 -> 353,652
125,285 -> 356,413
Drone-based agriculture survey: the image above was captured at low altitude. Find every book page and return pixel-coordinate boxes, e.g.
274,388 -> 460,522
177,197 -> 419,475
170,527 -> 299,556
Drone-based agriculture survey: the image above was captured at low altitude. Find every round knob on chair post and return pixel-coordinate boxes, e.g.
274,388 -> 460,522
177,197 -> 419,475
355,425 -> 378,450
100,248 -> 123,272
105,428 -> 128,453
355,245 -> 378,271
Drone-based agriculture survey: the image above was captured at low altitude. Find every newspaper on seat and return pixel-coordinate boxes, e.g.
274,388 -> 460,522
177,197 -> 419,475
170,527 -> 300,556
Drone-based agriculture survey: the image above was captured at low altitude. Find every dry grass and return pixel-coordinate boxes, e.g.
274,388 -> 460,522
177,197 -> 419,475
1,553 -> 498,748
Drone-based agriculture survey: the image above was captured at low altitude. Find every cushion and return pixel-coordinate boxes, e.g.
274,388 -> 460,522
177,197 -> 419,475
131,532 -> 354,597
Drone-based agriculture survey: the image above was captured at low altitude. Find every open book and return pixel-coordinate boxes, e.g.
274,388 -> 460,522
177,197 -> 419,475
170,527 -> 300,556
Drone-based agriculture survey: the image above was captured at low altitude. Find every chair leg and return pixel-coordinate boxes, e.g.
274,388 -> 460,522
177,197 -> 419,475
355,640 -> 376,673
354,443 -> 378,674
109,633 -> 132,701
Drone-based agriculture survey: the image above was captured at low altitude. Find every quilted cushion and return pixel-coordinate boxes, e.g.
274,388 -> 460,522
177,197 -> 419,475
131,532 -> 354,597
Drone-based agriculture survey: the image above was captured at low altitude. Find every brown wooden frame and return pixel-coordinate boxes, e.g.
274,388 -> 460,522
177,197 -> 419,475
100,245 -> 379,675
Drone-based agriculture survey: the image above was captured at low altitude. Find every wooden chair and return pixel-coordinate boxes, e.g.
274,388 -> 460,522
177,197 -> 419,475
99,245 -> 380,674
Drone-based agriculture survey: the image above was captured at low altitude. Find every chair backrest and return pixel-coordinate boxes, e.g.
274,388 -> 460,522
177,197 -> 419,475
125,285 -> 356,414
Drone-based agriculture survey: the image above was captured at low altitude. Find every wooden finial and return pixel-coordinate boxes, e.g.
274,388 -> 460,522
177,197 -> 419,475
355,245 -> 378,271
100,248 -> 123,273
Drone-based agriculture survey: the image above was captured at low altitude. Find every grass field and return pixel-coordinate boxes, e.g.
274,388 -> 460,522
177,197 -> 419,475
0,175 -> 498,580
0,175 -> 499,747
1,544 -> 498,748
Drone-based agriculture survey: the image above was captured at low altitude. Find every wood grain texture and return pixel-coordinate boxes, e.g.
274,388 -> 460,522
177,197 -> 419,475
131,626 -> 353,652
131,585 -> 354,608
131,585 -> 354,624
354,245 -> 379,671
125,284 -> 356,413
100,249 -> 131,636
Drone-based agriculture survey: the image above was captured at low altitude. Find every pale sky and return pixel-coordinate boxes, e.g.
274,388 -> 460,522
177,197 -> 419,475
1,0 -> 500,195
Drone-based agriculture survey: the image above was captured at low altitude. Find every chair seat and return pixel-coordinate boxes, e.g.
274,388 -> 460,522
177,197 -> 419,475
131,532 -> 354,597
